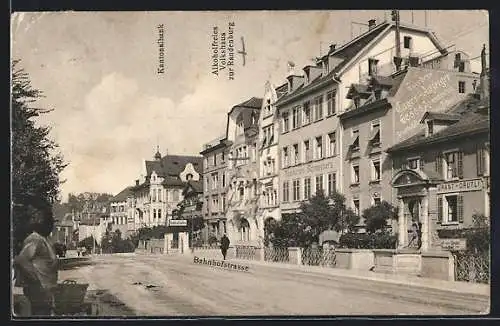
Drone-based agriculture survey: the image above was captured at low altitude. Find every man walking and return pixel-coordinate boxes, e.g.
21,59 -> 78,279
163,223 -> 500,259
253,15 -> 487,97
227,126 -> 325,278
220,234 -> 230,260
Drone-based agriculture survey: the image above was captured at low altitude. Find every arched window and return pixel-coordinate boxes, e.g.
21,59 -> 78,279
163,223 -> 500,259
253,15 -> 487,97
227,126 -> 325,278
240,218 -> 250,241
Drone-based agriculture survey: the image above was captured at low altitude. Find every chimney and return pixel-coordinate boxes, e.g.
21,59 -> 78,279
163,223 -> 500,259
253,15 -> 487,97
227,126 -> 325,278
329,44 -> 336,53
480,44 -> 489,100
368,19 -> 376,30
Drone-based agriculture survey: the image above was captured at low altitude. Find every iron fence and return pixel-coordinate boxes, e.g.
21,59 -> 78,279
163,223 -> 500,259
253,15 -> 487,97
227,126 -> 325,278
302,247 -> 337,267
264,247 -> 289,263
452,250 -> 490,284
235,246 -> 257,260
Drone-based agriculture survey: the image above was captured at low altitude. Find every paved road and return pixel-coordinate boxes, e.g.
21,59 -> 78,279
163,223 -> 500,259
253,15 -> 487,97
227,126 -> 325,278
60,254 -> 489,316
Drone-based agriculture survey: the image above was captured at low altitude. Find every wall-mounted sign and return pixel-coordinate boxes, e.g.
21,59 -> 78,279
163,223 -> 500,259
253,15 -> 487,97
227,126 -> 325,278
440,238 -> 467,251
282,158 -> 336,178
169,219 -> 188,227
437,178 -> 483,194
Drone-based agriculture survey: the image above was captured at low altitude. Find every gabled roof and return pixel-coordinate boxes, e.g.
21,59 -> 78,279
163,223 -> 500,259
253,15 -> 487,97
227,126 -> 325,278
145,154 -> 203,177
111,186 -> 133,202
419,112 -> 461,124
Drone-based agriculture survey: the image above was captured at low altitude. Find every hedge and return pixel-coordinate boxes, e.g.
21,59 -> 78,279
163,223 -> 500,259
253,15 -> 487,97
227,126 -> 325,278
339,231 -> 397,249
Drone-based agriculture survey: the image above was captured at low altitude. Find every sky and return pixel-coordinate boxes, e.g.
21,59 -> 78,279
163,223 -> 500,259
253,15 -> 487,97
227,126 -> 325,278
10,10 -> 489,201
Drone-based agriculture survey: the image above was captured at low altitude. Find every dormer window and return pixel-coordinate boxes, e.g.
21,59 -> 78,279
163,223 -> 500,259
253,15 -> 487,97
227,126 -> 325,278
408,157 -> 420,170
374,89 -> 382,100
404,36 -> 412,49
370,120 -> 381,146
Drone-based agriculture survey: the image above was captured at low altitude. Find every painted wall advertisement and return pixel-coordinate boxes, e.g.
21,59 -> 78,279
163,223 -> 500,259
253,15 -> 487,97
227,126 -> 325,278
391,68 -> 471,141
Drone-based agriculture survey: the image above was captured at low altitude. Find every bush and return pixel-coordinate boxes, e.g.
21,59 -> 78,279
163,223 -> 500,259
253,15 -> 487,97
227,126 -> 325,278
113,239 -> 136,253
339,231 -> 397,249
78,236 -> 99,252
437,227 -> 490,253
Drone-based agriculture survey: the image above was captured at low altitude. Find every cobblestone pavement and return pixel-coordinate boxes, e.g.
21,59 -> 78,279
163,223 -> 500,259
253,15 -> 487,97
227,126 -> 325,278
58,254 -> 490,316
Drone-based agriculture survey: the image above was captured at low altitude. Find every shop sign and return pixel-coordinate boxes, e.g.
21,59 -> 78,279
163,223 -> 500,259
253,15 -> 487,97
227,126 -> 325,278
283,158 -> 336,178
437,178 -> 483,194
169,219 -> 188,227
440,238 -> 467,251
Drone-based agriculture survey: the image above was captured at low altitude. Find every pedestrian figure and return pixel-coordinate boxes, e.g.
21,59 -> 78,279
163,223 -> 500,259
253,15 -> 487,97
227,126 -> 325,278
406,222 -> 419,248
14,199 -> 59,316
220,234 -> 230,260
417,222 -> 422,249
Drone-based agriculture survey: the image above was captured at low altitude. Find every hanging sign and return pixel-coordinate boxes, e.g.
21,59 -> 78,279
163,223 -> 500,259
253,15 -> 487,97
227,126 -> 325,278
169,219 -> 188,227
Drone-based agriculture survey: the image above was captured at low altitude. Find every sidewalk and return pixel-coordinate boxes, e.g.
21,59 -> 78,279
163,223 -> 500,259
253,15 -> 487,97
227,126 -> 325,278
177,252 -> 489,297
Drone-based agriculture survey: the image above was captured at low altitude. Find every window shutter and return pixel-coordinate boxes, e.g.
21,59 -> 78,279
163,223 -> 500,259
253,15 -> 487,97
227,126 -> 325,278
419,157 -> 425,171
437,197 -> 443,224
435,152 -> 443,176
457,151 -> 464,179
477,145 -> 485,176
457,195 -> 464,223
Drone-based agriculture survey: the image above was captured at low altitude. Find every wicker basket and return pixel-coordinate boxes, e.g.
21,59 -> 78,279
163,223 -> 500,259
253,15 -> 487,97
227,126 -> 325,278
53,279 -> 89,315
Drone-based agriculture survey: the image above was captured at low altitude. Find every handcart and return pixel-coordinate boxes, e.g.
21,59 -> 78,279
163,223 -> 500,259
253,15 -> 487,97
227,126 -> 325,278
53,279 -> 98,316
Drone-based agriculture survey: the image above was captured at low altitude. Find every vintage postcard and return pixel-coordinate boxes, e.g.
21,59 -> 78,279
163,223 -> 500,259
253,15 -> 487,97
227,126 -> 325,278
11,10 -> 490,318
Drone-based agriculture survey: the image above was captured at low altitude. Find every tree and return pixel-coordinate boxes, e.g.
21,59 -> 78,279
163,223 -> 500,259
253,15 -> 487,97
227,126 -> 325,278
362,201 -> 398,234
12,60 -> 67,254
270,190 -> 358,247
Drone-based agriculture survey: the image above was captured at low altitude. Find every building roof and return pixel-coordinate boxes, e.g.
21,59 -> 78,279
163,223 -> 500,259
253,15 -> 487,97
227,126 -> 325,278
111,186 -> 133,202
145,154 -> 203,177
275,21 -> 447,108
388,95 -> 489,152
419,112 -> 461,123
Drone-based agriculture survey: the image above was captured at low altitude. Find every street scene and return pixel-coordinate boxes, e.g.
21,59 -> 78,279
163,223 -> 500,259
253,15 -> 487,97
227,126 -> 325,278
11,10 -> 490,318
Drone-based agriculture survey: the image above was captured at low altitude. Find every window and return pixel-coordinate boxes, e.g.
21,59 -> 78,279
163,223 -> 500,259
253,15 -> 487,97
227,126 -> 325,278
371,160 -> 381,181
368,58 -> 379,76
458,81 -> 465,94
239,185 -> 244,198
152,189 -> 156,202
265,99 -> 272,116
427,121 -> 434,135
153,209 -> 157,219
158,209 -> 162,219
455,53 -> 461,61
328,132 -> 336,157
444,151 -> 463,180
477,143 -> 490,176
173,189 -> 180,201
353,199 -> 360,216
292,179 -> 300,201
304,177 -> 311,199
314,96 -> 323,121
403,36 -> 412,49
351,129 -> 360,151
315,136 -> 323,159
326,91 -> 336,116
303,101 -> 311,125
282,146 -> 289,168
282,112 -> 290,133
222,173 -> 226,187
370,120 -> 381,146
293,144 -> 300,165
251,143 -> 256,162
327,173 -> 336,195
439,195 -> 463,223
263,125 -> 274,147
315,175 -> 323,195
374,89 -> 382,100
211,172 -> 218,190
373,196 -> 381,206
237,120 -> 244,135
352,164 -> 360,184
292,106 -> 301,129
213,154 -> 217,166
221,151 -> 225,162
282,181 -> 290,202
408,158 -> 419,170
222,197 -> 226,211
304,140 -> 312,162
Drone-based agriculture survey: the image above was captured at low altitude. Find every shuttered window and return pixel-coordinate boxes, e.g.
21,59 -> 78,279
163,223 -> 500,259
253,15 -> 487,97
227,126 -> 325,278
457,195 -> 464,223
437,197 -> 442,224
457,151 -> 464,179
477,145 -> 485,176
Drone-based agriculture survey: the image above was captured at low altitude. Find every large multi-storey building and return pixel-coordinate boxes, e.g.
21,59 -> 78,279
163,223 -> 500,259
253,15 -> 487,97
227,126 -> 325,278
339,53 -> 478,231
200,135 -> 231,242
128,150 -> 203,230
109,186 -> 134,236
387,47 -> 490,251
224,97 -> 263,245
275,18 -> 449,220
256,82 -> 288,239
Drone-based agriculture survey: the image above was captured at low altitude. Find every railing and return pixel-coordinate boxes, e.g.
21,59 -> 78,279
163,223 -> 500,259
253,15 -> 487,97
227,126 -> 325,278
302,247 -> 337,267
453,251 -> 490,284
264,247 -> 289,263
235,246 -> 257,260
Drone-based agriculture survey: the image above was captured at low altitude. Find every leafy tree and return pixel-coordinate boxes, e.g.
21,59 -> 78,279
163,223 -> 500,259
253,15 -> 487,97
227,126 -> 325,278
362,200 -> 398,234
12,60 -> 67,254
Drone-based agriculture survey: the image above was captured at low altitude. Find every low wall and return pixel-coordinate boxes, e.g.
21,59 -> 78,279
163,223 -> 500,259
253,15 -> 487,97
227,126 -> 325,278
421,251 -> 455,281
336,249 -> 375,270
373,249 -> 396,273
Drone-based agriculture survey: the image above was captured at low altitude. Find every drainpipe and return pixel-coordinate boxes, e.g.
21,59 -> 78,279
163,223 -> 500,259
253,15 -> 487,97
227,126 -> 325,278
332,74 -> 343,194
